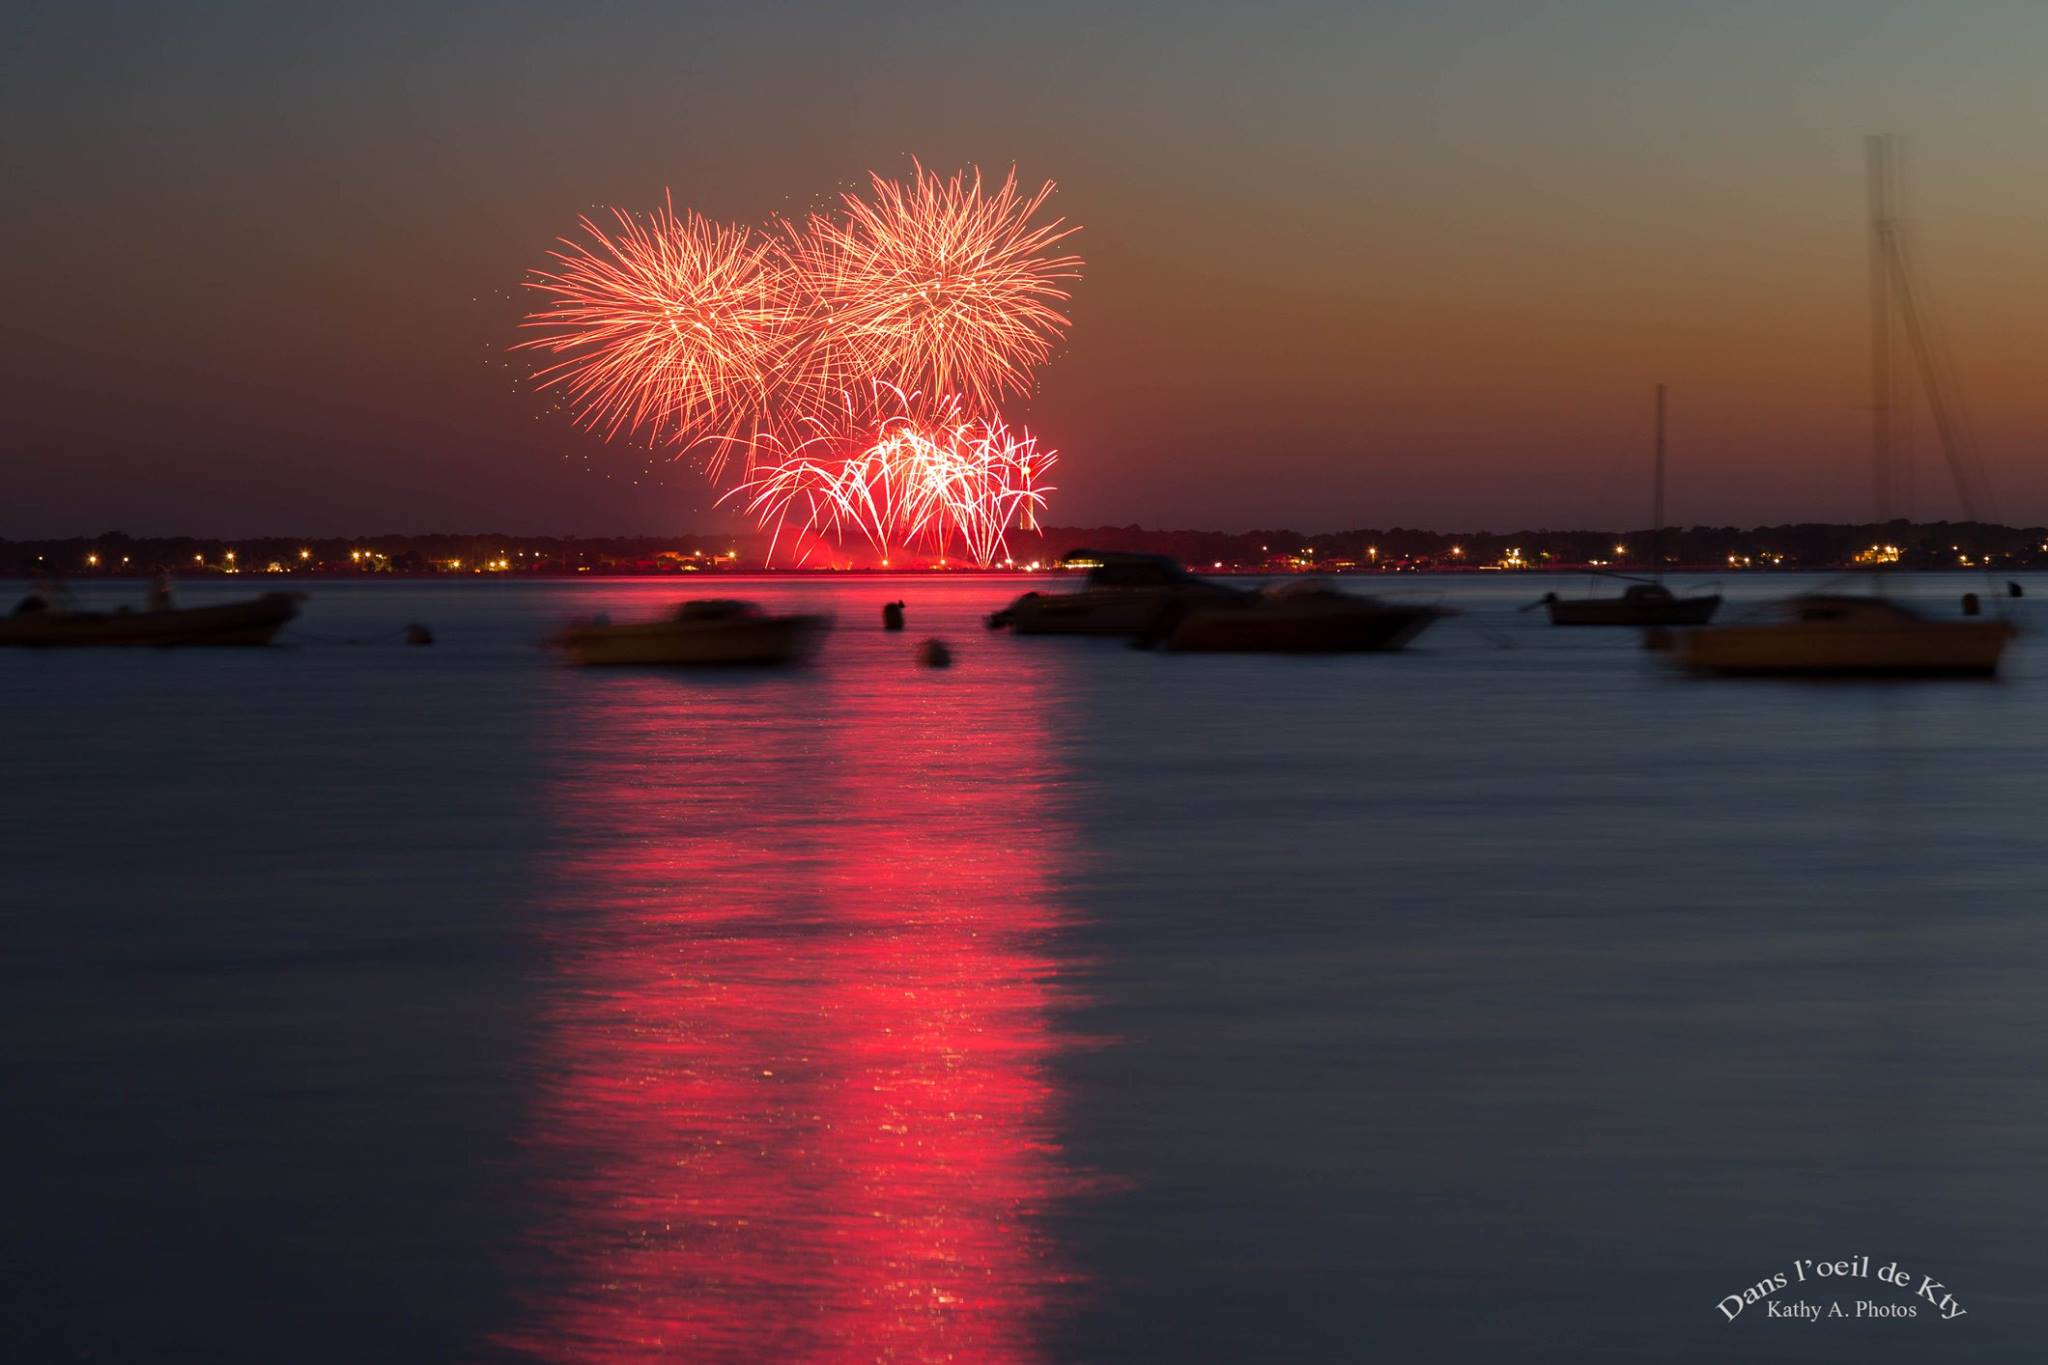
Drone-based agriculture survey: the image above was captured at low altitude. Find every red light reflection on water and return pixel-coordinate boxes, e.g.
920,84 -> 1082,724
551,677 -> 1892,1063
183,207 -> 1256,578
503,640 -> 1086,1361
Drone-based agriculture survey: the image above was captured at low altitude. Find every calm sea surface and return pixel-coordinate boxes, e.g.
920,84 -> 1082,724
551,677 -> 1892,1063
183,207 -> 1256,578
3,572 -> 2045,1362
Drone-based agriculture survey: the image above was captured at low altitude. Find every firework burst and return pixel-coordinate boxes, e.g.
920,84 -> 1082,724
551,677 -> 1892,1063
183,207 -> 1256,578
520,164 -> 1079,552
793,164 -> 1082,416
518,199 -> 802,476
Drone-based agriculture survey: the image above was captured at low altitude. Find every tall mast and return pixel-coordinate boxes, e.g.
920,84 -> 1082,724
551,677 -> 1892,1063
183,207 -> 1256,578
1651,383 -> 1666,579
1863,133 -> 1983,548
1867,134 -> 1893,524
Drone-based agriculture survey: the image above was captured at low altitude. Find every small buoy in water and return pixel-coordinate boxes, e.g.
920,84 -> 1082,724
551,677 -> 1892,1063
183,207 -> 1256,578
916,638 -> 952,668
1962,593 -> 1981,617
404,622 -> 435,646
882,600 -> 905,631
2009,581 -> 2025,599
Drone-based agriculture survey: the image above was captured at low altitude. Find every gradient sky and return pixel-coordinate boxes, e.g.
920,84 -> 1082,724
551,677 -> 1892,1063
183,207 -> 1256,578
7,1 -> 2048,536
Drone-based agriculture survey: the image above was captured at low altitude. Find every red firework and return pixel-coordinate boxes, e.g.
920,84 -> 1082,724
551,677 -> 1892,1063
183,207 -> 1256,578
725,388 -> 1054,567
518,199 -> 804,476
520,165 -> 1080,540
792,164 -> 1082,416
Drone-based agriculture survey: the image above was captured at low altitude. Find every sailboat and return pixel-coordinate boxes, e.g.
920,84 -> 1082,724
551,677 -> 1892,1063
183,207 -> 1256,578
1673,135 -> 2016,679
1545,384 -> 1721,625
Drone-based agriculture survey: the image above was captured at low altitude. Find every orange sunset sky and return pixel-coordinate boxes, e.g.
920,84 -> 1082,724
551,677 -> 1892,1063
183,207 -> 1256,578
5,2 -> 2048,535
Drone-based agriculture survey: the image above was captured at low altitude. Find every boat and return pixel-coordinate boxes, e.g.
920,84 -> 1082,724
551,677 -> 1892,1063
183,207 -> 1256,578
1545,581 -> 1720,627
1673,594 -> 2013,677
552,599 -> 830,666
0,592 -> 303,647
986,549 -> 1247,637
1148,579 -> 1445,653
1673,136 -> 2015,680
1545,384 -> 1721,627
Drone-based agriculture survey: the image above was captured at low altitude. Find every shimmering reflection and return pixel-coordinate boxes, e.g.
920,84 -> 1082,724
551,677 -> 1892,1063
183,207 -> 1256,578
504,642 -> 1085,1361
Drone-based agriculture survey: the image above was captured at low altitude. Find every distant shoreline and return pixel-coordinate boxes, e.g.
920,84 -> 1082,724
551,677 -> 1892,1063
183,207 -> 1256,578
6,519 -> 2045,577
6,565 -> 2041,581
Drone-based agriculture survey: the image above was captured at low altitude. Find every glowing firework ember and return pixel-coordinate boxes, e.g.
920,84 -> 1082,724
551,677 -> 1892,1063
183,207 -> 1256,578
521,164 -> 1079,554
725,391 -> 1054,567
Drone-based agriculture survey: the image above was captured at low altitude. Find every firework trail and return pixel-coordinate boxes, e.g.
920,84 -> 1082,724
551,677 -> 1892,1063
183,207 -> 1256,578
721,427 -> 907,564
889,415 -> 1053,567
518,199 -> 803,477
725,388 -> 1054,567
521,164 -> 1078,551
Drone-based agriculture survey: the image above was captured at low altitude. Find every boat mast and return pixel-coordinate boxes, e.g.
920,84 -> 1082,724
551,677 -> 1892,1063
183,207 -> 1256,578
1868,134 -> 1893,525
1880,187 -> 1983,527
1651,383 -> 1666,580
1867,134 -> 1983,534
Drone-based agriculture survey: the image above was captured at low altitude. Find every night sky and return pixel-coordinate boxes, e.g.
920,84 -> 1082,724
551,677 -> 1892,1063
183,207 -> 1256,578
7,1 -> 2048,537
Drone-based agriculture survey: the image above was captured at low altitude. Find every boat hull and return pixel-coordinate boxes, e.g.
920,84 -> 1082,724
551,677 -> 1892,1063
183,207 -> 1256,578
557,614 -> 829,667
0,593 -> 303,647
1547,595 -> 1720,626
1674,620 -> 2015,677
1161,603 -> 1442,653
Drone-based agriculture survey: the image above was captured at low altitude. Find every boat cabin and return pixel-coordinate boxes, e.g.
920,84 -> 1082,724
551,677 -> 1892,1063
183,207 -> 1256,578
1782,595 -> 1923,624
1059,549 -> 1201,588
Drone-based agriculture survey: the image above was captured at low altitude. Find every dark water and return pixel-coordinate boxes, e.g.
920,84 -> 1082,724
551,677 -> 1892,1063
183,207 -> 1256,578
3,573 -> 2044,1362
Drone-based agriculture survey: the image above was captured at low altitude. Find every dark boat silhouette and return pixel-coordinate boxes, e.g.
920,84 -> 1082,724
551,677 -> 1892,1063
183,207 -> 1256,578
553,600 -> 830,666
1545,581 -> 1720,627
1149,579 -> 1445,653
987,550 -> 1247,637
0,592 -> 303,647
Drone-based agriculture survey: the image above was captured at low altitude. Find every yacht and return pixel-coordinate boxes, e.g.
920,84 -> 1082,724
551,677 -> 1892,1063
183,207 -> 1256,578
1149,579 -> 1444,653
553,600 -> 830,666
1,591 -> 303,647
1673,136 -> 2016,680
1673,594 -> 2012,677
986,550 -> 1247,637
1546,581 -> 1719,627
